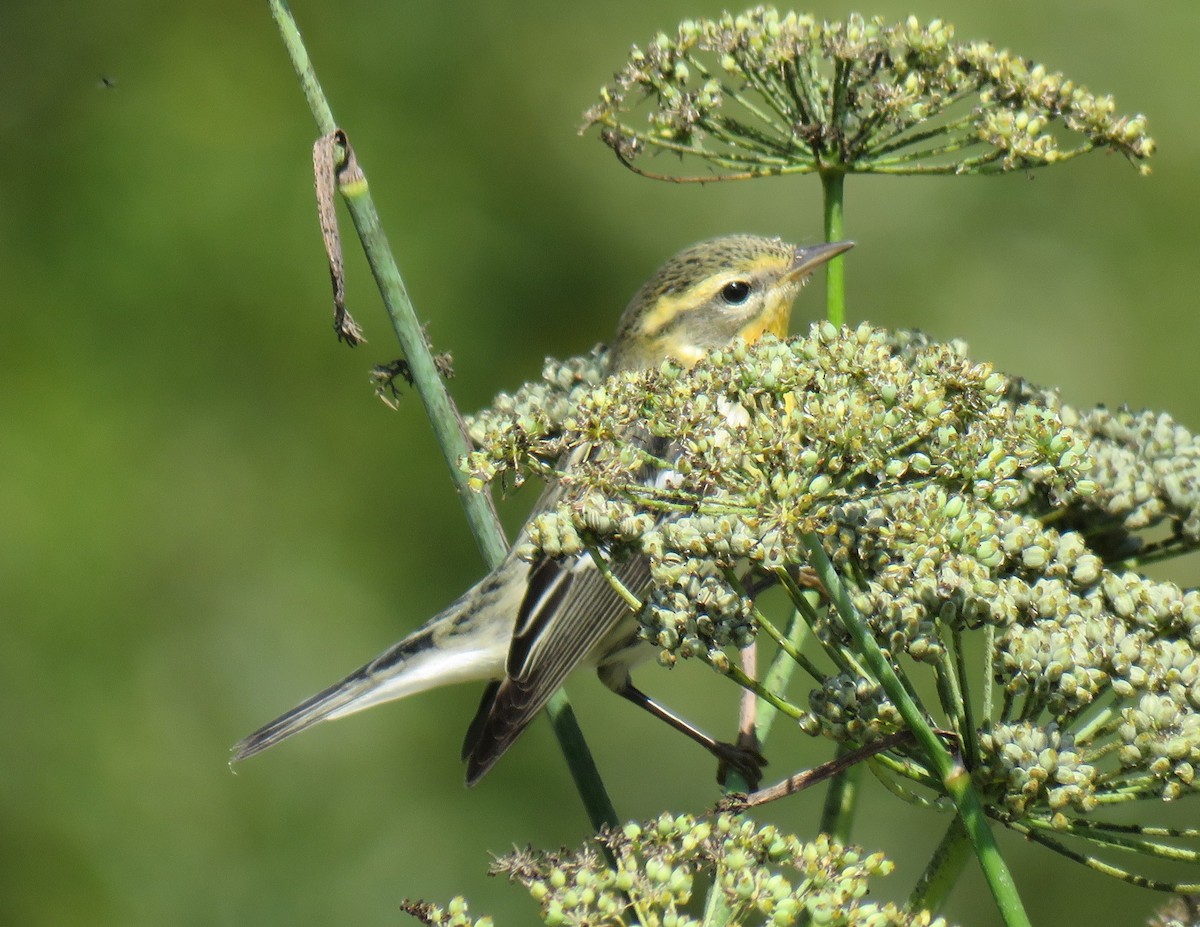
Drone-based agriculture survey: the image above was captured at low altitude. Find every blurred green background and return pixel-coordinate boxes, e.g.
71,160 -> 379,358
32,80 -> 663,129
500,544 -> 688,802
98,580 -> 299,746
3,0 -> 1197,924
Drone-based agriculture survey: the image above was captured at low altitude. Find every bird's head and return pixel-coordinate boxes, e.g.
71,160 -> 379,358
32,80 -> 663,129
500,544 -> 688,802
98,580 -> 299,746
608,235 -> 853,372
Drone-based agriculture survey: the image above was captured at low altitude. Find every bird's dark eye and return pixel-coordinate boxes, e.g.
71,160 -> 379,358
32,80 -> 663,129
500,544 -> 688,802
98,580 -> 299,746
720,280 -> 752,304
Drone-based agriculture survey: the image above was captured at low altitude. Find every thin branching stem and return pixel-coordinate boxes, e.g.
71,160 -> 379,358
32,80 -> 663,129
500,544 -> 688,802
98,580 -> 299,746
268,0 -> 618,832
951,625 -> 981,771
909,815 -> 973,914
1003,822 -> 1200,893
1022,817 -> 1200,865
802,531 -> 1031,927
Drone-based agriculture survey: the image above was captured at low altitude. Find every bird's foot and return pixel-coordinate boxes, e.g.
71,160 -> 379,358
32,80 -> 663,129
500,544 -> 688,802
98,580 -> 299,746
713,731 -> 767,791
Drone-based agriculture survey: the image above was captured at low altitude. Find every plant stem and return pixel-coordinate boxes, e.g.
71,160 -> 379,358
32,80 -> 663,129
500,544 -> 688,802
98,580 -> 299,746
268,0 -> 618,832
910,814 -> 972,914
702,878 -> 734,927
817,743 -> 862,843
757,607 -> 812,741
342,182 -> 512,563
269,0 -> 334,128
546,694 -> 621,831
271,0 -> 504,566
820,170 -> 847,326
800,531 -> 1031,927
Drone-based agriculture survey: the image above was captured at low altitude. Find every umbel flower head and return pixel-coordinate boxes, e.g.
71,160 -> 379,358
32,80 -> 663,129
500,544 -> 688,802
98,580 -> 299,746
466,325 -> 1200,890
405,813 -> 947,927
582,8 -> 1155,179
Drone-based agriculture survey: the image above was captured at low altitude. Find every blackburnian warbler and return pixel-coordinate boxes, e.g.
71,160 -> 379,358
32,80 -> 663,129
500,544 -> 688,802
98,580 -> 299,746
234,234 -> 852,785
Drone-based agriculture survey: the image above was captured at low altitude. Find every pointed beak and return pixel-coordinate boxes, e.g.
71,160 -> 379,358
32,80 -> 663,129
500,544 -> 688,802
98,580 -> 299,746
786,240 -> 855,280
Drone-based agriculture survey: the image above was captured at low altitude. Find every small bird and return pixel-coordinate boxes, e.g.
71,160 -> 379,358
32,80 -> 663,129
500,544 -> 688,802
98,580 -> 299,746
233,234 -> 853,785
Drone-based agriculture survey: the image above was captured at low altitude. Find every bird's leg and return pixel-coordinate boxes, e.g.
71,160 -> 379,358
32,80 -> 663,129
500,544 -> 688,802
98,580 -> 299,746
606,674 -> 767,789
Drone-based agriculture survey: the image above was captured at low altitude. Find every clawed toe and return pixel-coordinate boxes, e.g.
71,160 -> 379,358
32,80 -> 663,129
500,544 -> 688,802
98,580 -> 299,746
713,733 -> 768,790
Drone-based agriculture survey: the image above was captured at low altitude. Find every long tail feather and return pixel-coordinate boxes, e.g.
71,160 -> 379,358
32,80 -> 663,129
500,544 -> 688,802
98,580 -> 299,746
233,665 -> 389,761
232,567 -> 523,761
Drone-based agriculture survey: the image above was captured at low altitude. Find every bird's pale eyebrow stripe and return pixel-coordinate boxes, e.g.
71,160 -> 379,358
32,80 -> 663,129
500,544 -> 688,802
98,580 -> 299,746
637,275 -> 747,339
637,291 -> 689,339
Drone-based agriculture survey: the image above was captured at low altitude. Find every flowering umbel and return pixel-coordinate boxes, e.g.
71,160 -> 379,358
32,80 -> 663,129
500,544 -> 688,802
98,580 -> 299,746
582,8 -> 1155,180
406,813 -> 947,927
466,325 -> 1200,891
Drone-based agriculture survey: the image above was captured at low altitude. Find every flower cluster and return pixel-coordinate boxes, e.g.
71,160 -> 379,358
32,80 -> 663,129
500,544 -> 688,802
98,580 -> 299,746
469,323 -> 1091,672
1062,405 -> 1200,544
1148,896 -> 1200,927
483,812 -> 945,927
467,348 -> 609,493
465,323 -> 1200,885
401,897 -> 492,927
582,8 -> 1154,179
976,722 -> 1099,821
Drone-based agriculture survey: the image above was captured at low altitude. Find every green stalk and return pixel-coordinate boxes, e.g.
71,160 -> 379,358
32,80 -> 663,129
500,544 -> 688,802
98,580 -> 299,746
724,665 -> 805,720
952,625 -> 981,771
774,559 -> 861,841
817,743 -> 862,843
756,607 -> 812,741
820,170 -> 847,326
800,531 -> 1031,927
268,0 -> 617,832
546,697 -> 620,833
910,815 -> 973,914
702,872 -> 734,927
269,0 -> 503,567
